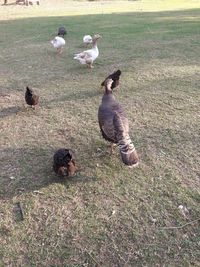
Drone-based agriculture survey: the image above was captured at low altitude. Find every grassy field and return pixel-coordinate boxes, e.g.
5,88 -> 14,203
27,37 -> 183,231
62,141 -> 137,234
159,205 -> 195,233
0,0 -> 200,266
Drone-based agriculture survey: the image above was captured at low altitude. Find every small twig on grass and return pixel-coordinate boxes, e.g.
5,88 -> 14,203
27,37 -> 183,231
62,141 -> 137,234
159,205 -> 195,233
160,218 -> 200,230
18,202 -> 24,220
85,250 -> 103,267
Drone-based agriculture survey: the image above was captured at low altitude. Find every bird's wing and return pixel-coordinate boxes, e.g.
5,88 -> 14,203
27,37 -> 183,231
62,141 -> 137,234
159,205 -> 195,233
113,111 -> 129,142
98,105 -> 114,141
99,110 -> 128,143
74,50 -> 93,62
83,50 -> 93,58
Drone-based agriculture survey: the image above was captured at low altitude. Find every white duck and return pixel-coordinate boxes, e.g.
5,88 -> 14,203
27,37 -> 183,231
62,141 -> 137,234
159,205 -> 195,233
83,35 -> 92,46
51,36 -> 66,54
74,34 -> 101,68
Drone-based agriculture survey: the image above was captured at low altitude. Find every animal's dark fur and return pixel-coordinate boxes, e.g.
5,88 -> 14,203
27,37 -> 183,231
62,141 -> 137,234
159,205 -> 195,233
101,70 -> 121,90
53,148 -> 76,177
25,86 -> 39,107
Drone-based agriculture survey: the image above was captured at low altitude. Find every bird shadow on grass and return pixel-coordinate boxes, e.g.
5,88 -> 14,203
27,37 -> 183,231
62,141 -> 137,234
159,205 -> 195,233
0,105 -> 40,118
0,106 -> 21,118
0,146 -> 97,200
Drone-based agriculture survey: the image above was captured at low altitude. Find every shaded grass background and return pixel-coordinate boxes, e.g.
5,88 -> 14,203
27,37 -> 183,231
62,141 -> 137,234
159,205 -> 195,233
0,2 -> 200,266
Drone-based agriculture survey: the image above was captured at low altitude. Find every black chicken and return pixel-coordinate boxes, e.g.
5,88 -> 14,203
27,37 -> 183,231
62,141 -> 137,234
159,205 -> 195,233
25,86 -> 39,108
53,148 -> 76,177
58,26 -> 67,37
98,79 -> 139,167
101,70 -> 121,90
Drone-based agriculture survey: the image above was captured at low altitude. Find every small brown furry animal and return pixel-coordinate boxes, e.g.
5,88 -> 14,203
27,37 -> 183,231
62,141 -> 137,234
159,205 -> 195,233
25,86 -> 39,108
101,70 -> 121,90
53,148 -> 76,177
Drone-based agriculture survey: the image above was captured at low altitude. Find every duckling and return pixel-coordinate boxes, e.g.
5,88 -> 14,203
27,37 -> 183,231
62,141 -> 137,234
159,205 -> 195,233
74,34 -> 101,69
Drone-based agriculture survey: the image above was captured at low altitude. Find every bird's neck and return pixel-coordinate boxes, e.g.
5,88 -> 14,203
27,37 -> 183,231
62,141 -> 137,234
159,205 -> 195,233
92,39 -> 98,48
104,83 -> 113,94
102,91 -> 114,103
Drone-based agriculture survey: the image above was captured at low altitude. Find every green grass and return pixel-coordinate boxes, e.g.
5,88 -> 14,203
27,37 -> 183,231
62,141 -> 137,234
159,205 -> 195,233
0,0 -> 200,266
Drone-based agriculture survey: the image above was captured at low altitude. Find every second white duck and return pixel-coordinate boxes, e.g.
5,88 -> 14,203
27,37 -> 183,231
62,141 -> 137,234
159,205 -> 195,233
83,35 -> 93,46
74,34 -> 101,68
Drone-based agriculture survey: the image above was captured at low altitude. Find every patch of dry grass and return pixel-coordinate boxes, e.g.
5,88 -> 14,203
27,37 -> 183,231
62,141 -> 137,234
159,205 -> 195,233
0,3 -> 200,267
